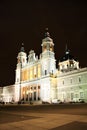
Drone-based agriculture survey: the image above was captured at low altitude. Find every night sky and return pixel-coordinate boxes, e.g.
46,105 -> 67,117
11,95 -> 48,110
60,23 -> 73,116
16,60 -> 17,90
0,0 -> 87,86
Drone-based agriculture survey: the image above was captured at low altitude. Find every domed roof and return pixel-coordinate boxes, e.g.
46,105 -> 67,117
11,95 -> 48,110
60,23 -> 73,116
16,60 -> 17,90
59,48 -> 77,62
18,51 -> 26,57
42,36 -> 53,42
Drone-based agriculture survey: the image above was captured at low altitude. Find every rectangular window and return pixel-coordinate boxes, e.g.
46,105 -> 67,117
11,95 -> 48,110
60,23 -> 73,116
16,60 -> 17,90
80,92 -> 84,99
30,68 -> 33,80
71,93 -> 74,100
70,78 -> 72,84
34,66 -> 37,77
63,80 -> 64,85
45,70 -> 47,75
79,76 -> 81,83
75,94 -> 79,98
38,64 -> 41,78
34,74 -> 36,78
17,78 -> 19,82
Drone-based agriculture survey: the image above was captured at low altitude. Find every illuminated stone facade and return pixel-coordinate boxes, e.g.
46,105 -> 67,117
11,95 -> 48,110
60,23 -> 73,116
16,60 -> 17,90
57,48 -> 87,103
57,67 -> 87,102
0,30 -> 87,103
14,31 -> 57,103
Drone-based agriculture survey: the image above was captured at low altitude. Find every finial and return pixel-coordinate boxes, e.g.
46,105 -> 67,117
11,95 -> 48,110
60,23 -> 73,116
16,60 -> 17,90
20,43 -> 25,52
45,28 -> 50,37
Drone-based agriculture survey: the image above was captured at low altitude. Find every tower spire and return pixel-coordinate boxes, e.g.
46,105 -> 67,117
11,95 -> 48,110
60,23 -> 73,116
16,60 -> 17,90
65,42 -> 70,55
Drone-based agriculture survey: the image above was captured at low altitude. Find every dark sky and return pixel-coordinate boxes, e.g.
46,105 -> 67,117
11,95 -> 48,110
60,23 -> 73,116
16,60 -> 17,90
0,0 -> 87,86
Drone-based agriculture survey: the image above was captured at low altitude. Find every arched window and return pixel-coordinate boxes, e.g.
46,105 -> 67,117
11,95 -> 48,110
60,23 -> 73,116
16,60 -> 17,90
45,70 -> 47,75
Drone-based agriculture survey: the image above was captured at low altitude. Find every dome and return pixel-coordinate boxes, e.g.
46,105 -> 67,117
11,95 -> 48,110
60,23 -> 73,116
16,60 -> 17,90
59,49 -> 77,62
42,37 -> 53,43
18,51 -> 26,57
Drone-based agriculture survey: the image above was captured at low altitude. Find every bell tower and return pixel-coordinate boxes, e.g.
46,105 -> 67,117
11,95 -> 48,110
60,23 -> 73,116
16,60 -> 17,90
15,43 -> 27,84
41,29 -> 56,76
17,43 -> 27,67
41,28 -> 54,53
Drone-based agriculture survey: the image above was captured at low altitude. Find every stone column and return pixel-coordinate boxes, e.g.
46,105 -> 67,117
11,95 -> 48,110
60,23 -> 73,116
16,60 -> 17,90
32,85 -> 34,101
24,87 -> 27,101
36,85 -> 38,100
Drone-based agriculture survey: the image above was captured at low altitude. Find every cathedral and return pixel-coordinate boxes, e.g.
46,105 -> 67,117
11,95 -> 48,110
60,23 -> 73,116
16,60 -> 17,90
0,30 -> 87,104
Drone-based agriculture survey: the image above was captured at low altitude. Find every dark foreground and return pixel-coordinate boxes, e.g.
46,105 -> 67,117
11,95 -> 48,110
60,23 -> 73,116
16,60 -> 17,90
0,103 -> 87,130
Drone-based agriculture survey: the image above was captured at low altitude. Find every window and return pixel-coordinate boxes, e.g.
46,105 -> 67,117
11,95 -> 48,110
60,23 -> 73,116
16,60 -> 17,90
45,70 -> 47,75
43,45 -> 47,51
80,92 -> 84,99
38,86 -> 40,89
17,78 -> 19,82
34,87 -> 36,90
75,94 -> 79,98
70,78 -> 72,84
23,58 -> 25,62
62,65 -> 64,69
71,93 -> 74,100
79,77 -> 81,83
34,92 -> 36,100
34,74 -> 36,78
38,64 -> 41,78
50,45 -> 53,51
63,80 -> 64,85
70,64 -> 73,67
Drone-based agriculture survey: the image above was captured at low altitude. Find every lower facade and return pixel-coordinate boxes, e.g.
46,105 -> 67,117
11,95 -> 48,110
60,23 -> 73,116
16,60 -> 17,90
0,76 -> 57,104
58,84 -> 87,103
0,69 -> 87,104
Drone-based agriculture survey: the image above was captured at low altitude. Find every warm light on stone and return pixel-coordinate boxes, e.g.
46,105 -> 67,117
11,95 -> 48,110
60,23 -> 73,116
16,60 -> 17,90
0,30 -> 87,104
